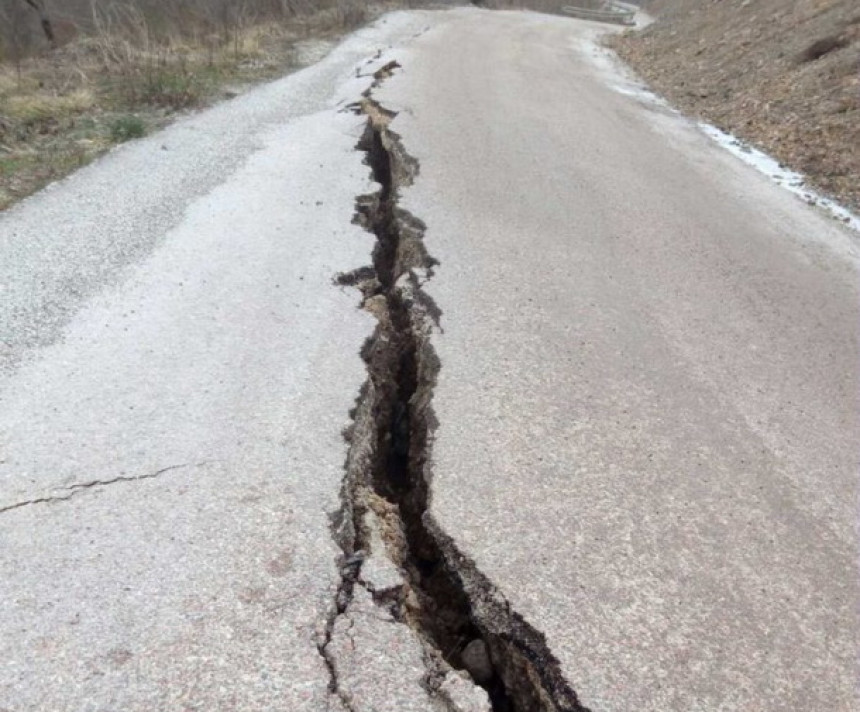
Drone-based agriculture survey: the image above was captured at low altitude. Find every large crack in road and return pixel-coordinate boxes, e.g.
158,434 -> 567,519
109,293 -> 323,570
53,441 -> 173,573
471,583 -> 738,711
322,62 -> 590,712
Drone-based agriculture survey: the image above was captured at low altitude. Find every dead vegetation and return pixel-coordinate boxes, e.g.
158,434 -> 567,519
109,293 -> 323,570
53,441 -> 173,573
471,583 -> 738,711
611,0 -> 860,213
0,0 -> 427,210
0,0 -> 622,211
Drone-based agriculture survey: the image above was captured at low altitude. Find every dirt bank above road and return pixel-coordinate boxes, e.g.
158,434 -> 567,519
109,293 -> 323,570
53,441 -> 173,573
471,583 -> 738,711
611,0 -> 860,213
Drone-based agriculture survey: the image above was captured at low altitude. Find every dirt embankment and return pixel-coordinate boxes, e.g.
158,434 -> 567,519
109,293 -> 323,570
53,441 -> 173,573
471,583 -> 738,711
611,0 -> 860,213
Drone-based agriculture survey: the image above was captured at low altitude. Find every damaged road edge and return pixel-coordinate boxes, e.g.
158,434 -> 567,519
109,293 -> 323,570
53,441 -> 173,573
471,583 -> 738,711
323,60 -> 590,712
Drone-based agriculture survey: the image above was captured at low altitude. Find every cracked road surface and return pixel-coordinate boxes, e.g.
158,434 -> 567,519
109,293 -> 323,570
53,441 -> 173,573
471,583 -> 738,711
376,9 -> 860,712
0,13 -> 437,711
1,7 -> 858,712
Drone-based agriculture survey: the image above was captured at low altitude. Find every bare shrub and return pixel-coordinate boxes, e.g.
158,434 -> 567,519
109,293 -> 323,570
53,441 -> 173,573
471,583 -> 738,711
0,0 -> 433,209
0,0 -> 39,70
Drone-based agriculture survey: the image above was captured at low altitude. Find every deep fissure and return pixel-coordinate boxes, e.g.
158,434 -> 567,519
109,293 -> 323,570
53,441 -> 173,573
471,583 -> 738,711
329,78 -> 590,712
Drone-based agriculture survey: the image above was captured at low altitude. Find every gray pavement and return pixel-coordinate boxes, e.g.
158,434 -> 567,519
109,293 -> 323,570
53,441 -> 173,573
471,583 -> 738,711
0,13 -> 438,711
1,6 -> 858,712
378,8 -> 860,712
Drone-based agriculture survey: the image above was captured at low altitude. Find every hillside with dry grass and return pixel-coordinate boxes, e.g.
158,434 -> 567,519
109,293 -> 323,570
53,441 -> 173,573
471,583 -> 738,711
611,0 -> 860,213
0,1 -> 428,210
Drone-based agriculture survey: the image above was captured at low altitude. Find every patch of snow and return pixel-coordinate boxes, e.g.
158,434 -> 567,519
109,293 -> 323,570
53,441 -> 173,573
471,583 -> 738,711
583,40 -> 669,106
697,123 -> 860,233
581,37 -> 860,235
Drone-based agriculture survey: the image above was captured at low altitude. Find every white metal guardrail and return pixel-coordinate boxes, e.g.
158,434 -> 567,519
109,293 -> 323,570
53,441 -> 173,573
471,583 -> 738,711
561,2 -> 636,26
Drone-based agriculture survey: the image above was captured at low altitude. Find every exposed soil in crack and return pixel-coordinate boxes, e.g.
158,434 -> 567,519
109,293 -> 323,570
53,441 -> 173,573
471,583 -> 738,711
324,65 -> 590,712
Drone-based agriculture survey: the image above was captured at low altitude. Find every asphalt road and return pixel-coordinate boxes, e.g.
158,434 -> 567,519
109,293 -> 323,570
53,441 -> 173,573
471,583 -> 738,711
1,6 -> 858,712
380,9 -> 860,712
0,13 -> 438,712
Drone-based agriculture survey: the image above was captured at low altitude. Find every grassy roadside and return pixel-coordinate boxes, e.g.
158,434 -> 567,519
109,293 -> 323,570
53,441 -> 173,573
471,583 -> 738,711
0,3 -> 408,212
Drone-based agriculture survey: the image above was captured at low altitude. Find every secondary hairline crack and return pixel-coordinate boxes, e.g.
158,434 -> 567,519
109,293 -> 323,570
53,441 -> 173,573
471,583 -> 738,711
0,462 -> 204,515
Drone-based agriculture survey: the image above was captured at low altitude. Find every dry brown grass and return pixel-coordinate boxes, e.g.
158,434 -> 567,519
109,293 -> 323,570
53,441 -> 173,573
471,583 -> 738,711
0,1 -> 422,210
